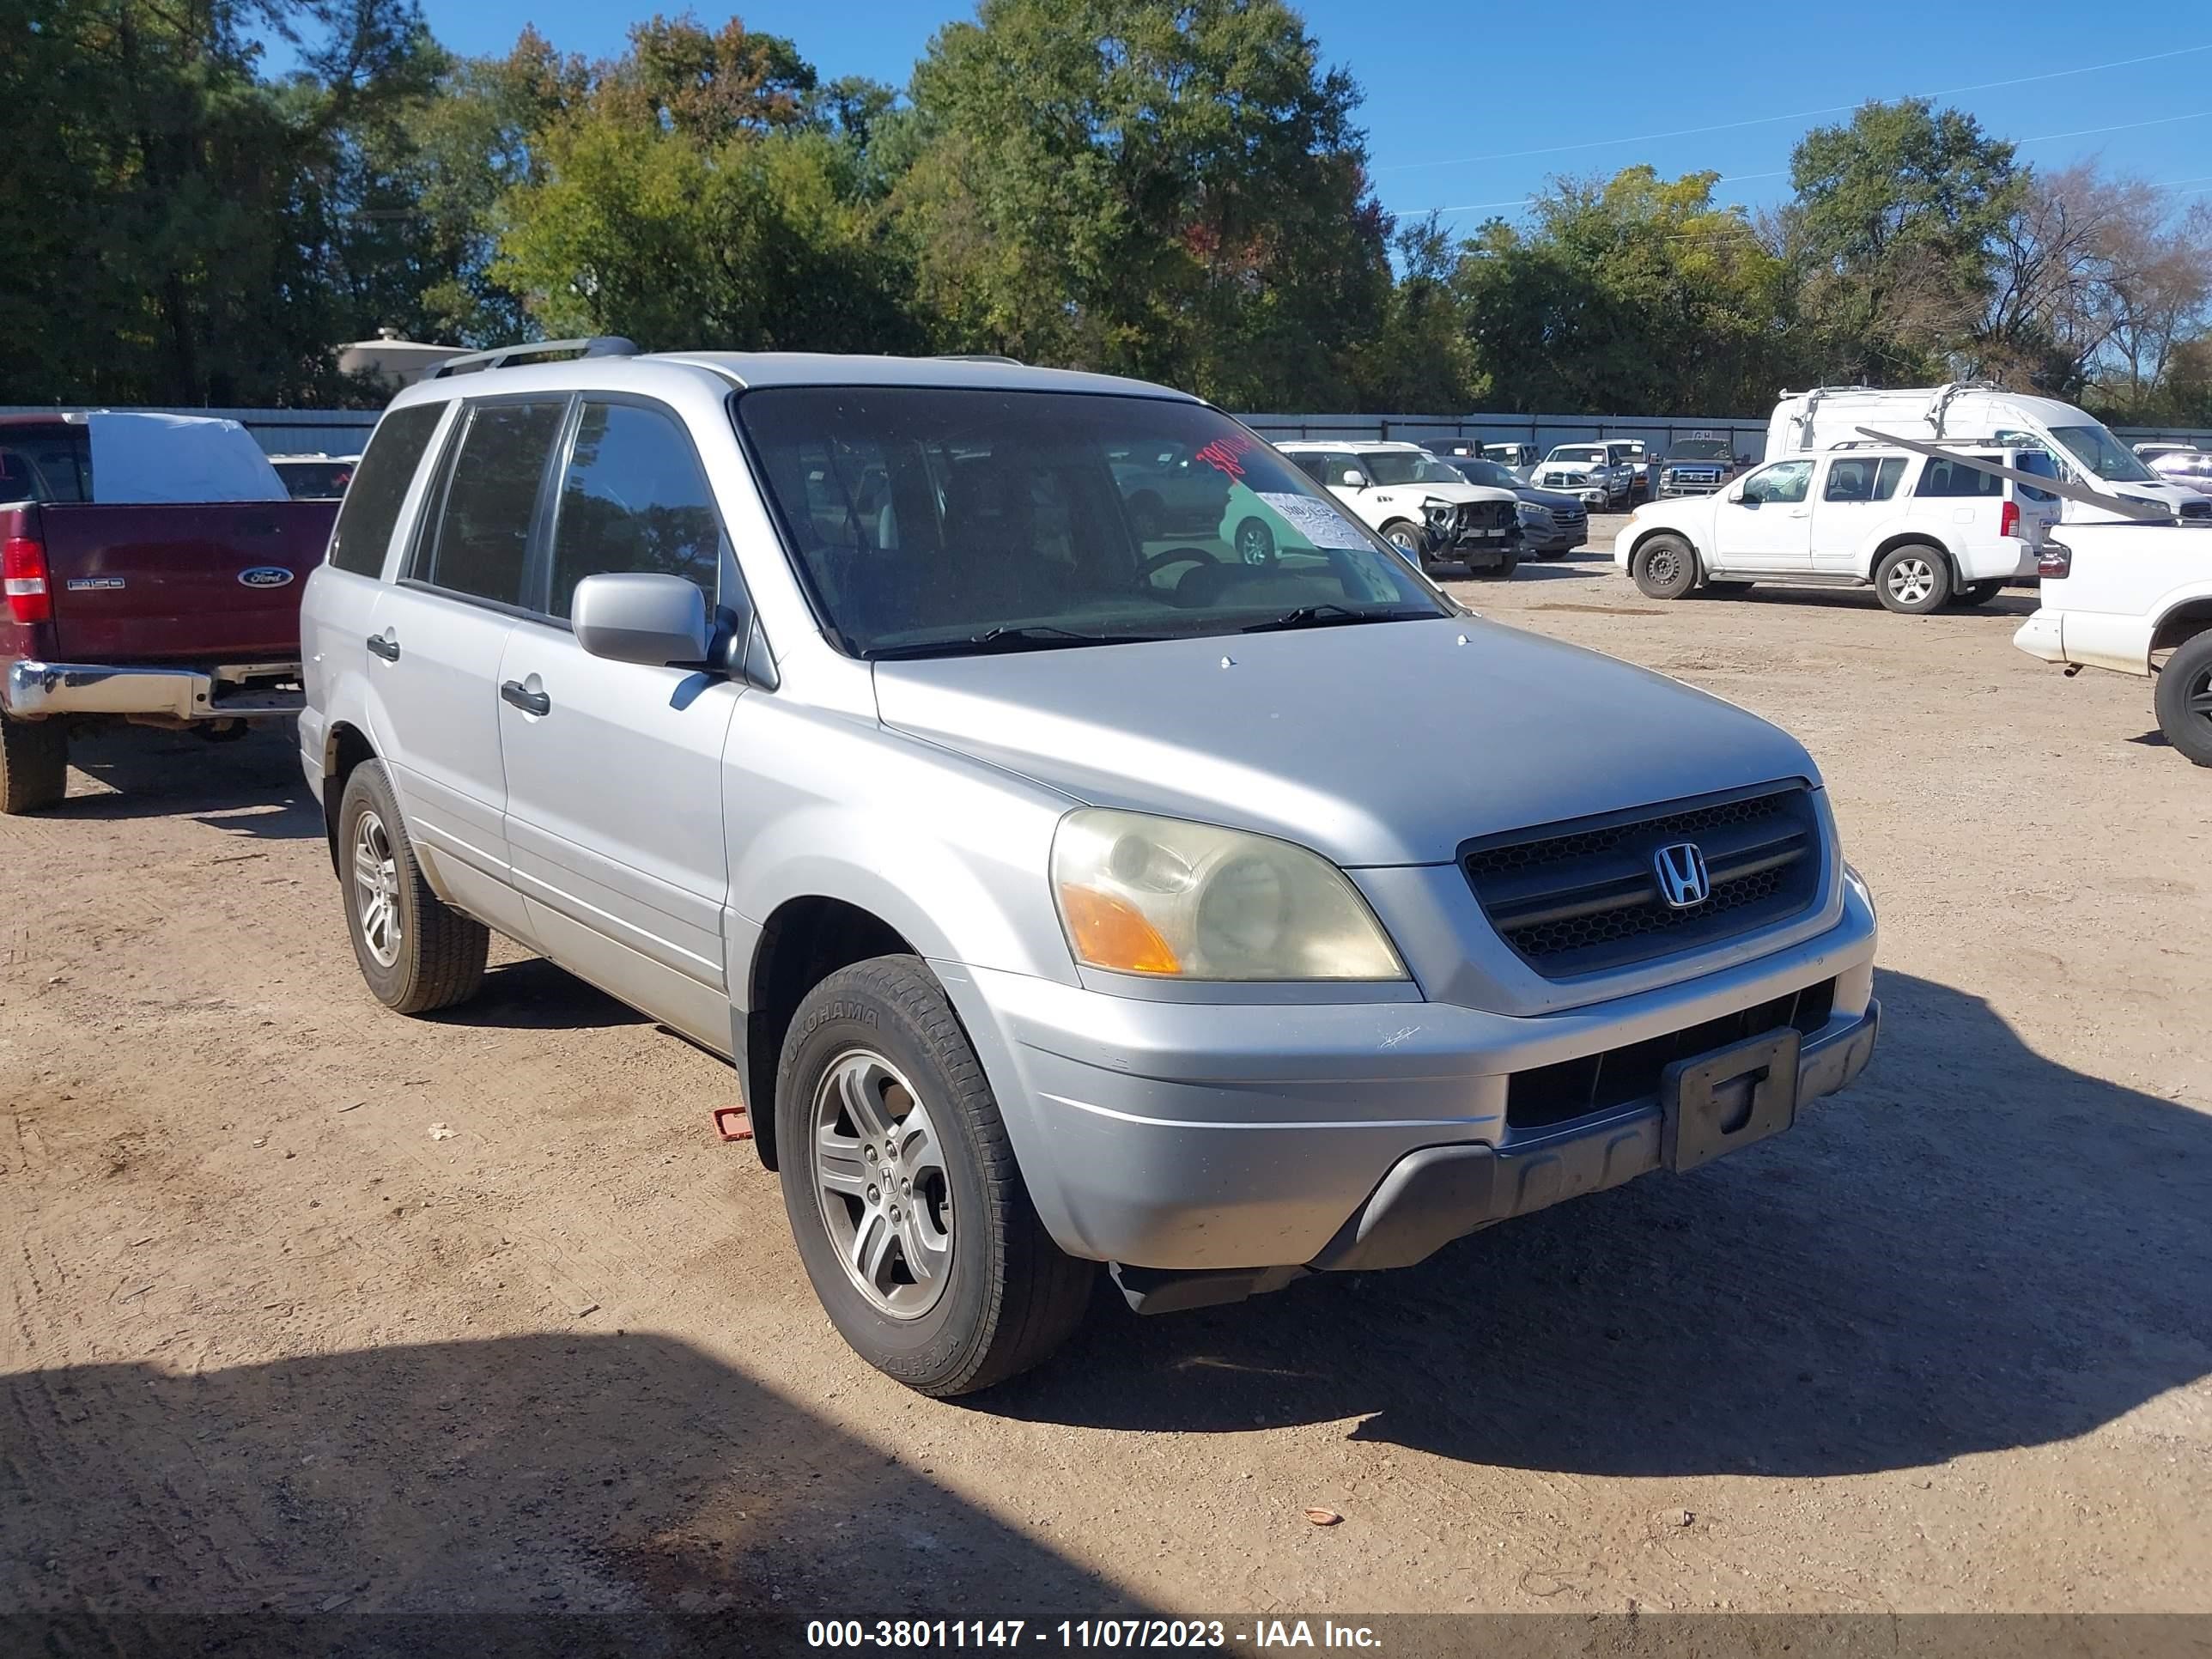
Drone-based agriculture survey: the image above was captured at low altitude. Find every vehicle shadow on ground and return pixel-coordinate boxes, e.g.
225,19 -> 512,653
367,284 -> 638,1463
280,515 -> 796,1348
427,956 -> 649,1031
0,1333 -> 1142,1644
1704,587 -> 2038,617
51,724 -> 318,840
994,969 -> 2211,1480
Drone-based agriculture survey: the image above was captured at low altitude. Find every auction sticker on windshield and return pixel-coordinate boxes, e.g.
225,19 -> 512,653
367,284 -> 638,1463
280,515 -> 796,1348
1256,491 -> 1370,550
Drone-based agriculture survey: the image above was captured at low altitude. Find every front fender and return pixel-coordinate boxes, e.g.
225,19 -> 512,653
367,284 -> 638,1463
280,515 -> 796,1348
720,694 -> 1082,996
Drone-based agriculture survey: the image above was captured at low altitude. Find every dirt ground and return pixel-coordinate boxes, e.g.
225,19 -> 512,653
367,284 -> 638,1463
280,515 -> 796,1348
3,524 -> 2208,1630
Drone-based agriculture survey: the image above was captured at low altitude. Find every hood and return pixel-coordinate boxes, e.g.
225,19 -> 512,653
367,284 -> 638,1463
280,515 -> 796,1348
872,617 -> 1817,867
1515,485 -> 1585,512
1402,482 -> 1517,505
1542,459 -> 1608,474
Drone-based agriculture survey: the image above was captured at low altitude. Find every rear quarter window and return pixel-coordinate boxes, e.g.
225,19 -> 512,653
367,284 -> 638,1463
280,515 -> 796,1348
1914,458 -> 2004,499
0,425 -> 91,504
327,404 -> 447,577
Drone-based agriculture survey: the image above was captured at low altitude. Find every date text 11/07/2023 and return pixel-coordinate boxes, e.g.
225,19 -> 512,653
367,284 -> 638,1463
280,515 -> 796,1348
805,1618 -> 1383,1650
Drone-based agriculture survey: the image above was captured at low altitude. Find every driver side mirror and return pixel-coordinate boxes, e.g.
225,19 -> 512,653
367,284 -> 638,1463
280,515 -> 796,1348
1724,483 -> 1747,503
1339,470 -> 1368,489
573,572 -> 712,669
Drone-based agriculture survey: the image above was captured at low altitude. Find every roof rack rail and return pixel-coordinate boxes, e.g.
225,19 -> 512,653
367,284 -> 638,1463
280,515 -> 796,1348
428,337 -> 642,380
932,353 -> 1024,366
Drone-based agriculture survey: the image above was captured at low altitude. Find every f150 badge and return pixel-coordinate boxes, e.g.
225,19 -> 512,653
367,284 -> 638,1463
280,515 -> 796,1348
237,567 -> 295,588
64,576 -> 127,592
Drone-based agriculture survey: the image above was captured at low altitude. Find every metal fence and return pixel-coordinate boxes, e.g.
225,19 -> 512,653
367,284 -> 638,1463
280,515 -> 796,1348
12,402 -> 2212,460
1,405 -> 380,457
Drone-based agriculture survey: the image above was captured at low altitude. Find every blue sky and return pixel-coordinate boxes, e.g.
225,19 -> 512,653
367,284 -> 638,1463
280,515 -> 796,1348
414,0 -> 2212,231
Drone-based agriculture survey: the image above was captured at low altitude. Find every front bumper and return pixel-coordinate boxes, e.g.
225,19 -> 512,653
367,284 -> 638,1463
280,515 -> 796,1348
1310,1003 -> 1876,1273
941,881 -> 1879,1279
3,659 -> 303,722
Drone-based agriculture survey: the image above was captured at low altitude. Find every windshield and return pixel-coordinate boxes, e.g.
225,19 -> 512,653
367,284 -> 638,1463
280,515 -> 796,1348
1669,440 -> 1731,461
2049,424 -> 2160,484
1357,449 -> 1459,486
276,460 -> 356,500
736,388 -> 1449,658
1443,457 -> 1519,489
1549,447 -> 1603,464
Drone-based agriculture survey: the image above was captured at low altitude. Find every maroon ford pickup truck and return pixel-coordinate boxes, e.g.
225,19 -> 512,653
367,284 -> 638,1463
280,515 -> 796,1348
0,413 -> 338,813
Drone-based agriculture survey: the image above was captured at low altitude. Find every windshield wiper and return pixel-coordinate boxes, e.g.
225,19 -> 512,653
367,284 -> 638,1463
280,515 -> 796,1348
868,624 -> 1164,660
1240,604 -> 1416,634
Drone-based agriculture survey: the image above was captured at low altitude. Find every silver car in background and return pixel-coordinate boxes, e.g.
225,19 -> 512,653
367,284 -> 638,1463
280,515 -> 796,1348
298,345 -> 1880,1397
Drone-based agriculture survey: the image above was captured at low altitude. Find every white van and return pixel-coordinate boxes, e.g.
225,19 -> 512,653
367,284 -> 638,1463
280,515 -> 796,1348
1616,444 -> 2060,613
1765,385 -> 2209,525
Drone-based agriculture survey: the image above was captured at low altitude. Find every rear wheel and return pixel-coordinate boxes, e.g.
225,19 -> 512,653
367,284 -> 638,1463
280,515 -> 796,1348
2154,631 -> 2212,768
337,760 -> 489,1013
1632,534 -> 1698,599
1875,544 -> 1952,615
778,956 -> 1096,1395
0,714 -> 68,815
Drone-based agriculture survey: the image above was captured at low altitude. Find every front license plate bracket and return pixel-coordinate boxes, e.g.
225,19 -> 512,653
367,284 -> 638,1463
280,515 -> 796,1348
1662,1028 -> 1802,1174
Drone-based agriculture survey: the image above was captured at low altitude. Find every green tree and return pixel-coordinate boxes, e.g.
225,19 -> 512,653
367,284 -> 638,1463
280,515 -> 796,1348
0,0 -> 429,404
1787,99 -> 2021,384
1455,167 -> 1800,415
891,0 -> 1391,404
491,18 -> 918,353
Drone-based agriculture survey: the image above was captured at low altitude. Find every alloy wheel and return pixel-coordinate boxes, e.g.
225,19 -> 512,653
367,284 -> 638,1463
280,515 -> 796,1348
351,809 -> 402,969
1885,556 -> 1937,607
811,1048 -> 954,1318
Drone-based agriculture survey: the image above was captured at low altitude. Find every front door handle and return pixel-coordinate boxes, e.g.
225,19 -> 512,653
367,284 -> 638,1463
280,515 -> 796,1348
500,679 -> 550,717
367,634 -> 400,662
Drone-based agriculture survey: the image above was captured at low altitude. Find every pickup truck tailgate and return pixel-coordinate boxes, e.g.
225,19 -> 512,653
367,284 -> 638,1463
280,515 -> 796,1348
36,501 -> 337,664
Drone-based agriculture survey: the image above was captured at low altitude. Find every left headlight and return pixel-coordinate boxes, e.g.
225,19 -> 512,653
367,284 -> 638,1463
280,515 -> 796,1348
1844,860 -> 1877,923
1516,501 -> 1551,525
1051,808 -> 1408,981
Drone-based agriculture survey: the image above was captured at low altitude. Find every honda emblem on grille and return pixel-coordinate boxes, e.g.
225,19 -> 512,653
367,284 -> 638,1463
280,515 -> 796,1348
1652,842 -> 1711,909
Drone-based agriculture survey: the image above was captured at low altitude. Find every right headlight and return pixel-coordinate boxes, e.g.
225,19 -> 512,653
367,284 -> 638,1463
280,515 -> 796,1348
1051,808 -> 1407,981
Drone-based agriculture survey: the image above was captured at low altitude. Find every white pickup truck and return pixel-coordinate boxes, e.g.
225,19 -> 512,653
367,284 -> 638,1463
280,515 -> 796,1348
2014,525 -> 2212,765
1614,444 -> 2060,614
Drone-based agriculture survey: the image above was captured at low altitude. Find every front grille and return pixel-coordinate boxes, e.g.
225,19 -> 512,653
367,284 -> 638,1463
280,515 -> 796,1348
1462,783 -> 1825,979
1505,978 -> 1837,1130
1540,471 -> 1585,489
1458,501 -> 1513,533
2182,500 -> 2210,521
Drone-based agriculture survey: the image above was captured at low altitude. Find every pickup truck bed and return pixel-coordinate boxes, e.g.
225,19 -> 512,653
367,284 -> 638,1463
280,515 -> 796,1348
1,495 -> 338,811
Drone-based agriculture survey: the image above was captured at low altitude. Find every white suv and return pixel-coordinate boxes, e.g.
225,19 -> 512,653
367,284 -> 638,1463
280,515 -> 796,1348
1615,446 -> 2061,614
1277,441 -> 1522,576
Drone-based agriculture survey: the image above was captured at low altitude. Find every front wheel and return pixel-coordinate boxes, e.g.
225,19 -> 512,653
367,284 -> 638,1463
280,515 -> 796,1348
1380,520 -> 1424,559
1631,534 -> 1698,599
777,956 -> 1096,1396
2154,631 -> 2212,768
1232,515 -> 1276,566
1875,544 -> 1952,614
337,760 -> 489,1013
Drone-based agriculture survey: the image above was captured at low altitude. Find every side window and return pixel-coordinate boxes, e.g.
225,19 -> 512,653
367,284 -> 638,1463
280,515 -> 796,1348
1823,459 -> 1875,502
1743,460 -> 1812,505
1915,457 -> 2002,499
1822,458 -> 1907,502
2014,449 -> 2059,503
422,400 -> 567,605
548,401 -> 725,618
328,403 -> 445,576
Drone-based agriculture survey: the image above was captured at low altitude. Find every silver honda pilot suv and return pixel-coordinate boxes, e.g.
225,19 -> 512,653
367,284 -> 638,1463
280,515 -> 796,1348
299,343 -> 1880,1395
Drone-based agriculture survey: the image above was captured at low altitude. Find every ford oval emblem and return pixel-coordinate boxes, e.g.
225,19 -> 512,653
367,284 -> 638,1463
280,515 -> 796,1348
238,566 -> 295,589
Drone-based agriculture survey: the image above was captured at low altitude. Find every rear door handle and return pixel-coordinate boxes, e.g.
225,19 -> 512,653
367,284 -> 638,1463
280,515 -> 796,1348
367,634 -> 400,662
500,679 -> 550,717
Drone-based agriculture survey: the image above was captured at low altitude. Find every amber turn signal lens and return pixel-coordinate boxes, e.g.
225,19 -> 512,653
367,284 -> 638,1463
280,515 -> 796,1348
1057,884 -> 1182,975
